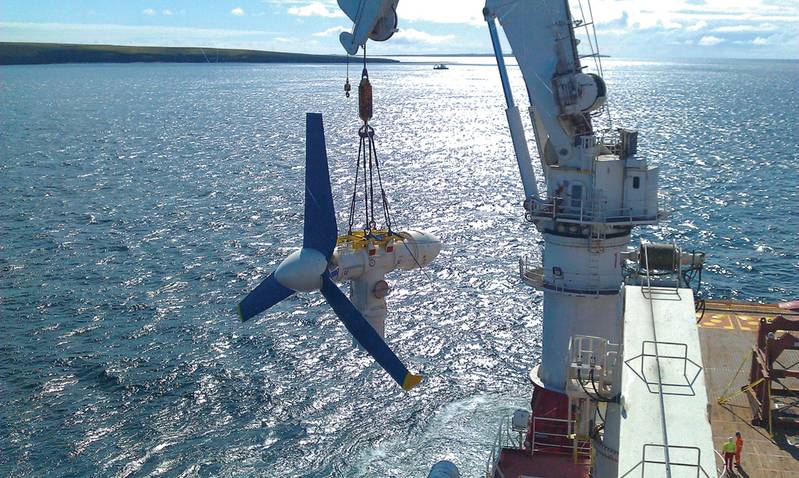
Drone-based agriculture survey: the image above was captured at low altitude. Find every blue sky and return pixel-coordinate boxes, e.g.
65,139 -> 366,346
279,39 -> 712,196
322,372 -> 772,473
1,1 -> 797,59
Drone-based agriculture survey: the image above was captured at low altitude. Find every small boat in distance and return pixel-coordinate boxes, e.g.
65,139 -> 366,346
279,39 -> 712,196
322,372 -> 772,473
433,63 -> 448,70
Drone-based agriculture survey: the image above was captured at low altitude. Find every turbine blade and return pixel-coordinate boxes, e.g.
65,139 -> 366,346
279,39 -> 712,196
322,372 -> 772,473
238,272 -> 294,322
303,113 -> 338,259
320,273 -> 422,390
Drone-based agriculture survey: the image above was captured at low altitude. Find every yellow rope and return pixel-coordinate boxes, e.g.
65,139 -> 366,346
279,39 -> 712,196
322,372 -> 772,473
716,353 -> 750,405
717,377 -> 764,405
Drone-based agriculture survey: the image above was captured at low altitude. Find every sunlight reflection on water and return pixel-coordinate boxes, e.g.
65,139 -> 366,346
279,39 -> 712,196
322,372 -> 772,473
1,58 -> 797,477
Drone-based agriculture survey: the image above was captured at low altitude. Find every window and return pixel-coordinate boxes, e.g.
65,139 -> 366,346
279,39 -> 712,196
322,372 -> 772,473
633,176 -> 640,189
571,184 -> 583,208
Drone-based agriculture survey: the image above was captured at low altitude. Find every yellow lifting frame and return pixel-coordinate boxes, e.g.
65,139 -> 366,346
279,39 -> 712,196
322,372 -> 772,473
336,229 -> 405,250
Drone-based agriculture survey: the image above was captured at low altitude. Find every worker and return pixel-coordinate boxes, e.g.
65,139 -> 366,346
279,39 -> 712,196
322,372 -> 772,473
735,431 -> 744,467
721,436 -> 736,473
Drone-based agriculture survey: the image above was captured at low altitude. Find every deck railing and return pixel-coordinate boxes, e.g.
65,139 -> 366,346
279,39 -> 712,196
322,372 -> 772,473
485,414 -> 519,478
519,255 -> 622,295
524,196 -> 658,226
485,412 -> 592,478
530,415 -> 591,459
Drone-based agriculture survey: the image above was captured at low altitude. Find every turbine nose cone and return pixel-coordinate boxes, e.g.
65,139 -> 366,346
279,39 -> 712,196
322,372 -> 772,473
274,248 -> 328,292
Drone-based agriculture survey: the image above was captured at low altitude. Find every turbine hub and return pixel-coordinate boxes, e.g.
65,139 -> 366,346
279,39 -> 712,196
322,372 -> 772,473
274,248 -> 328,292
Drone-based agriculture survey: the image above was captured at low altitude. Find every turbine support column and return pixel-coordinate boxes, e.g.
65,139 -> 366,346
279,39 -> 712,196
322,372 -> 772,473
349,267 -> 389,337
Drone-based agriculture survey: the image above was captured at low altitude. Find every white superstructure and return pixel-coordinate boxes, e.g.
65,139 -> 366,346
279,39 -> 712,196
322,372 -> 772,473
483,0 -> 659,390
337,1 -> 716,477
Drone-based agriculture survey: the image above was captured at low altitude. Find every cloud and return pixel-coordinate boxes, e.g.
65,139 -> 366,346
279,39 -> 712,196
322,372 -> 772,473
584,0 -> 799,29
713,23 -> 778,33
398,0 -> 484,26
392,28 -> 455,45
142,8 -> 184,17
661,20 -> 683,30
313,26 -> 349,37
751,36 -> 772,45
686,20 -> 707,32
231,7 -> 245,16
698,35 -> 724,46
287,2 -> 344,18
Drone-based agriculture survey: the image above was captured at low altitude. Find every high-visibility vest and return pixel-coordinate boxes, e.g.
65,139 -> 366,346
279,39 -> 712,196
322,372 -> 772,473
722,441 -> 736,453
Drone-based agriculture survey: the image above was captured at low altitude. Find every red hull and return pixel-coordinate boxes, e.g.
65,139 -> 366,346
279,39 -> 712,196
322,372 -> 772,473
493,384 -> 590,478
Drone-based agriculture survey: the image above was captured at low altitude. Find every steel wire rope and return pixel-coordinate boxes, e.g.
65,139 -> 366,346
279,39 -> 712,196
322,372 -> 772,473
367,128 -> 376,230
347,131 -> 364,234
366,126 -> 394,231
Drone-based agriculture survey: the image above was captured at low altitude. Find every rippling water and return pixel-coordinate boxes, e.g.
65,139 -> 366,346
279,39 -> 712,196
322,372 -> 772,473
1,58 -> 797,477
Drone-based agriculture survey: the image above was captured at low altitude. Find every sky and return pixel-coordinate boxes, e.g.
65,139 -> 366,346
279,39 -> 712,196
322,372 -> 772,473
1,0 -> 797,59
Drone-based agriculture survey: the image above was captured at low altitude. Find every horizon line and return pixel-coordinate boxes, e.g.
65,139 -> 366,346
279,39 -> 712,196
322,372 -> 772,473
0,41 -> 796,63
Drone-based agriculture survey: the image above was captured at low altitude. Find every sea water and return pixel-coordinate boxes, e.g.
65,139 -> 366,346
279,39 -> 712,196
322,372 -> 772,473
1,58 -> 797,477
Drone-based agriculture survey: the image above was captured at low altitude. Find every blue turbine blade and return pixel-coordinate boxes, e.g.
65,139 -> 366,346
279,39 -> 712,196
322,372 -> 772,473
320,273 -> 422,390
303,113 -> 338,259
238,272 -> 294,322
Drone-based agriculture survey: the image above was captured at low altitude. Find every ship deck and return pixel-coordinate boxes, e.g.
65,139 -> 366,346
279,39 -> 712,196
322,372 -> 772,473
698,300 -> 799,477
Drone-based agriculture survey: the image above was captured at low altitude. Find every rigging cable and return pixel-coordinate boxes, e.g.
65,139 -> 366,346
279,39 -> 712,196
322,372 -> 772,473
346,43 -> 396,237
642,245 -> 673,477
346,132 -> 364,234
368,126 -> 393,230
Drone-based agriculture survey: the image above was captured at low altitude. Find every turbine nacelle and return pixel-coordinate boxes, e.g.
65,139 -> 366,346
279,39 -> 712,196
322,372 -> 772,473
334,229 -> 442,283
330,229 -> 441,338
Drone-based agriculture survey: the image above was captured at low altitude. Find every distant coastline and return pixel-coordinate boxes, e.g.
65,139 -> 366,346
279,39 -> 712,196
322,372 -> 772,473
0,42 -> 399,66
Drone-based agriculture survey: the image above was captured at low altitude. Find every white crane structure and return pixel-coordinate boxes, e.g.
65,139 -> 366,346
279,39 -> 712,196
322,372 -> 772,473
338,1 -> 717,477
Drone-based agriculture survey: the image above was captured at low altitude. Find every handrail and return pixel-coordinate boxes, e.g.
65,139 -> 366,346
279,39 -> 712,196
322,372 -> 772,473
524,196 -> 658,225
486,412 -> 592,477
519,255 -> 621,294
621,444 -> 712,478
623,339 -> 703,397
530,415 -> 591,457
486,415 -> 515,478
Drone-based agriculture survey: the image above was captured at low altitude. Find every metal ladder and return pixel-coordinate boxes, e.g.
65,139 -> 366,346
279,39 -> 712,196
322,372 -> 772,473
589,226 -> 605,253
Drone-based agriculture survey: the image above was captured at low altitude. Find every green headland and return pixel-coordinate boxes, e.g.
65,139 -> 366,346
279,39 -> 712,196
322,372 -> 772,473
0,42 -> 398,66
